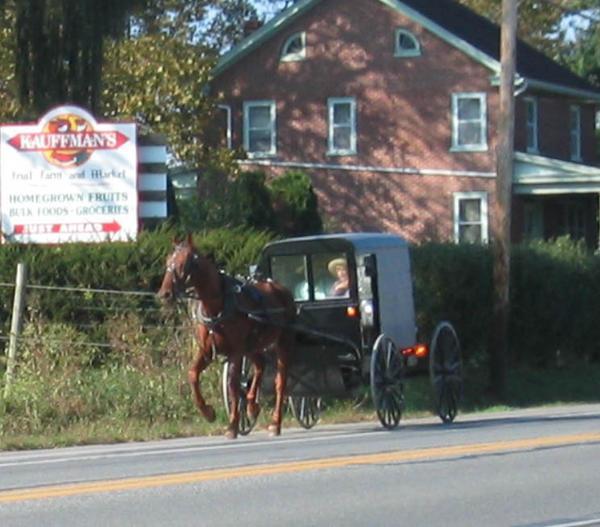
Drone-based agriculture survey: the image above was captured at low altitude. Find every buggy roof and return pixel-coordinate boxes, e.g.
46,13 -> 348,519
263,232 -> 409,255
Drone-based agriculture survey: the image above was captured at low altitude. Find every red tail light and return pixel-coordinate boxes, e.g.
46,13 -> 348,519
400,344 -> 428,358
415,344 -> 428,358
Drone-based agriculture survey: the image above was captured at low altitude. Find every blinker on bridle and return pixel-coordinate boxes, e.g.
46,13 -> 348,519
166,244 -> 198,296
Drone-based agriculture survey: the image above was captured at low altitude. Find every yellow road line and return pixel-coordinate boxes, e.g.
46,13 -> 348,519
1,431 -> 599,504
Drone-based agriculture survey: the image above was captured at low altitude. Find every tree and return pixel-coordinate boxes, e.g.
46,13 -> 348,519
129,0 -> 213,41
0,0 -> 143,118
0,4 -> 17,120
561,12 -> 600,87
101,34 -> 216,167
199,0 -> 258,51
459,0 -> 599,60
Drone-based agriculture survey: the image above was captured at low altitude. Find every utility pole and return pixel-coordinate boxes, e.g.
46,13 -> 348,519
490,0 -> 517,399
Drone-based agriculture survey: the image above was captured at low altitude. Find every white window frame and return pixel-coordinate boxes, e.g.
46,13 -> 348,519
327,97 -> 357,156
217,104 -> 232,149
569,105 -> 582,161
394,29 -> 421,57
280,31 -> 306,62
243,100 -> 276,158
453,191 -> 489,244
451,92 -> 488,152
524,96 -> 538,153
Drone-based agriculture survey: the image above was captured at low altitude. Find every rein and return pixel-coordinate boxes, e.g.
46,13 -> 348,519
167,246 -> 290,362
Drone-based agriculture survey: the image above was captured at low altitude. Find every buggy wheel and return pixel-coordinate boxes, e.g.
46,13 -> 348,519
221,356 -> 258,436
429,321 -> 463,423
370,334 -> 404,430
289,396 -> 321,429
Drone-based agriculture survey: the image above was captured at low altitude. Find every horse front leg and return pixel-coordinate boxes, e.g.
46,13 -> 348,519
188,351 -> 216,422
246,353 -> 265,421
268,349 -> 289,437
189,326 -> 216,422
226,353 -> 243,439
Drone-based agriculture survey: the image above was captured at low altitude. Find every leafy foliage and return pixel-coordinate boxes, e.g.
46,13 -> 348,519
101,34 -> 216,166
459,0 -> 599,61
177,168 -> 322,236
269,170 -> 323,236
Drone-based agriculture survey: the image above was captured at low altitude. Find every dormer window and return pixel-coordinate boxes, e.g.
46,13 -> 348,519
394,29 -> 420,57
281,32 -> 306,62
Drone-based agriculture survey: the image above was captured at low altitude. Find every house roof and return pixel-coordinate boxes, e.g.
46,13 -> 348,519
213,0 -> 600,101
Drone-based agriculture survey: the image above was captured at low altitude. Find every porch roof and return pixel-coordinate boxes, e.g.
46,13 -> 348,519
513,152 -> 600,195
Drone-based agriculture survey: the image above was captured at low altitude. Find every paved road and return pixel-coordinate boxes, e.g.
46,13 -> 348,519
1,404 -> 599,526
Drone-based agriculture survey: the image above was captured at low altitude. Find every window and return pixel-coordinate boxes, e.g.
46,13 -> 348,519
451,93 -> 487,151
394,29 -> 420,57
281,32 -> 306,62
453,192 -> 488,243
217,104 -> 232,149
270,254 -> 309,301
327,97 -> 357,155
243,100 -> 276,157
269,252 -> 350,301
569,105 -> 581,161
524,97 -> 538,153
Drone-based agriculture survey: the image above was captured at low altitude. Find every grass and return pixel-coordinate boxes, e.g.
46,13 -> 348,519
1,361 -> 599,451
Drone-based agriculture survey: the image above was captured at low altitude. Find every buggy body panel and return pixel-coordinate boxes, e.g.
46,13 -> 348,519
256,233 -> 418,396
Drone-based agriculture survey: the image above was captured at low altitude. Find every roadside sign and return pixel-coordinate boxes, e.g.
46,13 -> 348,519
0,105 -> 137,243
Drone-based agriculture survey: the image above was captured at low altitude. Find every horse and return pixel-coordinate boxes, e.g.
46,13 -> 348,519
157,235 -> 296,439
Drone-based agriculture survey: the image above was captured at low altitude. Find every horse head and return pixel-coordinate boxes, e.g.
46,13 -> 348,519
157,235 -> 199,302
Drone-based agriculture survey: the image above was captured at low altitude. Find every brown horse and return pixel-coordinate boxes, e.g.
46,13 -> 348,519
157,236 -> 296,439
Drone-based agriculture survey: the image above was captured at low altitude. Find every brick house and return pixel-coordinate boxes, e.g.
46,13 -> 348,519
210,0 -> 600,246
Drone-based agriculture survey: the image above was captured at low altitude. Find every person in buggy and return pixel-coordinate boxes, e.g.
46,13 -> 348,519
327,257 -> 349,297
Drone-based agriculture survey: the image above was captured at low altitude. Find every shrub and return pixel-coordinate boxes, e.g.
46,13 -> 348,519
411,242 -> 492,366
269,170 -> 323,236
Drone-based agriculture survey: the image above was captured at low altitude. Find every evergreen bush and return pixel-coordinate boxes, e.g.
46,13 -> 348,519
268,170 -> 323,236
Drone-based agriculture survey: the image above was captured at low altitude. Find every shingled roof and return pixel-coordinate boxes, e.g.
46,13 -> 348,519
400,0 -> 598,96
214,0 -> 600,100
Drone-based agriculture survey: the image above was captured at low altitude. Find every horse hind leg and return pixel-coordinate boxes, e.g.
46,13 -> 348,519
226,354 -> 243,439
268,345 -> 289,437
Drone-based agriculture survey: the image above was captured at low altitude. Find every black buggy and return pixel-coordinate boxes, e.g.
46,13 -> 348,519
222,233 -> 463,433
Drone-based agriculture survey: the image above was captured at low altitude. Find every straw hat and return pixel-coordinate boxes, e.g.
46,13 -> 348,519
327,257 -> 347,276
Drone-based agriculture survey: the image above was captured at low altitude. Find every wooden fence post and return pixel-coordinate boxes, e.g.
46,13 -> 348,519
3,262 -> 28,399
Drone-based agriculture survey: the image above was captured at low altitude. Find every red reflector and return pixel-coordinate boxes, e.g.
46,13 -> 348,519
401,347 -> 414,356
346,306 -> 358,317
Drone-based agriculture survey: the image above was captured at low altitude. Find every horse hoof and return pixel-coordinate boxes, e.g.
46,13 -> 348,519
203,405 -> 216,423
268,424 -> 281,437
225,427 -> 238,440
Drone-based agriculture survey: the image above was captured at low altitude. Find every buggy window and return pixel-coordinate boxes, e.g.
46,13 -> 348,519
269,252 -> 350,301
270,254 -> 309,301
312,253 -> 349,299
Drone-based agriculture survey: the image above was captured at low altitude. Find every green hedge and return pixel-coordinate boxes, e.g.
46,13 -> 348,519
0,230 -> 598,371
0,226 -> 274,345
412,237 -> 600,367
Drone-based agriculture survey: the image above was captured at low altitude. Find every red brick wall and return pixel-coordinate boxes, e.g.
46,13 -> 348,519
211,0 -> 598,241
212,0 -> 499,172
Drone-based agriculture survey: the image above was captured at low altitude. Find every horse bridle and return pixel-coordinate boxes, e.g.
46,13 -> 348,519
166,244 -> 198,297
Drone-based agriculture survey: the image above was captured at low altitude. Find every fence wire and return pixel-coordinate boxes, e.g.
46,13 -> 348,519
0,280 -> 196,357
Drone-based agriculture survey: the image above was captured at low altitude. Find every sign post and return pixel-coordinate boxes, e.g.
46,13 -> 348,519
0,105 -> 138,244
